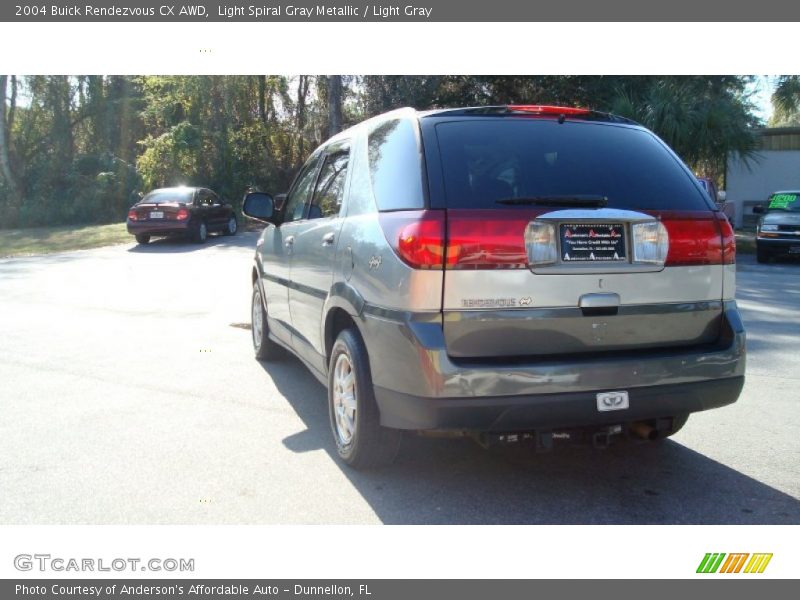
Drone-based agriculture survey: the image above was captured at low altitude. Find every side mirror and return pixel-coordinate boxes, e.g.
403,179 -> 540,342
243,192 -> 275,223
752,205 -> 765,215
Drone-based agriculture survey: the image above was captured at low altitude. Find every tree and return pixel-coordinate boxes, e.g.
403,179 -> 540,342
327,75 -> 343,137
771,76 -> 800,126
0,75 -> 20,200
606,76 -> 759,181
295,75 -> 311,165
0,75 -> 763,229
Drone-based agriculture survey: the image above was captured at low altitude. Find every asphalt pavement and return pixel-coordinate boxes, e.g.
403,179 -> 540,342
0,233 -> 798,524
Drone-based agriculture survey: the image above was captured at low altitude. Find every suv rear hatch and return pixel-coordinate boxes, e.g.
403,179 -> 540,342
424,108 -> 735,359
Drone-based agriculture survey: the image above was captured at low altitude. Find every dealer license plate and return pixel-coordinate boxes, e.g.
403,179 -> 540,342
560,223 -> 626,262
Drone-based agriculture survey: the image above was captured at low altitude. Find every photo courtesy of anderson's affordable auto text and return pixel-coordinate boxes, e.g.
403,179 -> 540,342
0,0 -> 798,596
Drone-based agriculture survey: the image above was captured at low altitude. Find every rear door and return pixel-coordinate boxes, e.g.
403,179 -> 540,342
288,142 -> 350,369
425,116 -> 733,359
205,189 -> 228,231
195,189 -> 215,225
259,154 -> 322,344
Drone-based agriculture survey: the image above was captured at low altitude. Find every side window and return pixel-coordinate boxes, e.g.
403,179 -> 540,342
198,190 -> 213,207
368,118 -> 425,211
282,156 -> 320,223
310,150 -> 349,219
208,190 -> 221,205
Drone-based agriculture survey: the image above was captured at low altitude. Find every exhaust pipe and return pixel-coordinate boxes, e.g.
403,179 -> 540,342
630,421 -> 658,441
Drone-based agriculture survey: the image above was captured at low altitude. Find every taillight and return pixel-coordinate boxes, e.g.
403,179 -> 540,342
176,208 -> 189,221
716,213 -> 736,265
127,209 -> 138,221
658,212 -> 726,267
447,210 -> 534,269
378,210 -> 445,270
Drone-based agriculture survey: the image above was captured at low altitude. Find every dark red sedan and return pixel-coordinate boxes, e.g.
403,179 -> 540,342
126,186 -> 238,244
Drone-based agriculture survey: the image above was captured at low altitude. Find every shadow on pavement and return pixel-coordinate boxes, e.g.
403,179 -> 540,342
259,356 -> 800,525
127,230 -> 259,253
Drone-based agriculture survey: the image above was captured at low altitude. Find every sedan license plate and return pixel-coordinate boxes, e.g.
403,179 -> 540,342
149,211 -> 164,219
560,223 -> 626,262
597,391 -> 629,412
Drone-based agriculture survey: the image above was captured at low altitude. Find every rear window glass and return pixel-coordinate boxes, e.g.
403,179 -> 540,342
142,189 -> 194,204
368,118 -> 425,211
434,120 -> 710,211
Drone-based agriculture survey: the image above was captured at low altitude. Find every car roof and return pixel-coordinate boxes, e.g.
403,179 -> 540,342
771,190 -> 800,194
416,105 -> 638,125
330,105 -> 639,147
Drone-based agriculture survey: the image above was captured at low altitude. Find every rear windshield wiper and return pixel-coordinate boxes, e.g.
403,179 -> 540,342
495,195 -> 608,208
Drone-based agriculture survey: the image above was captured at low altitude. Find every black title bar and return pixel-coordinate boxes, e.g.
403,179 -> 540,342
3,579 -> 798,600
4,0 -> 800,21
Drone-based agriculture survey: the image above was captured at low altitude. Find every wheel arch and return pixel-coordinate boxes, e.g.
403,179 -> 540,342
324,308 -> 358,367
322,282 -> 367,364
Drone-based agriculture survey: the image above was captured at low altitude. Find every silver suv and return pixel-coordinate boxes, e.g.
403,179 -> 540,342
243,106 -> 745,469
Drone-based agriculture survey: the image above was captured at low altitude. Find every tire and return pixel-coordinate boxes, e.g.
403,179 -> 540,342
251,282 -> 284,361
328,328 -> 402,469
224,215 -> 238,236
756,245 -> 770,263
135,234 -> 150,245
191,220 -> 208,244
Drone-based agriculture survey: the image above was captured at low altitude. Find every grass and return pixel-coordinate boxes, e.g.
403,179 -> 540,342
0,222 -> 131,258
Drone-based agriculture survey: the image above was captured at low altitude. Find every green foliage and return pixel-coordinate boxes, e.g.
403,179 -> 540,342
770,76 -> 800,126
137,121 -> 202,189
0,75 -> 763,229
606,77 -> 760,180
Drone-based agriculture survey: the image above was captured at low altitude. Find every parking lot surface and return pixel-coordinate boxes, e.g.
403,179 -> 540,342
1,233 -> 798,524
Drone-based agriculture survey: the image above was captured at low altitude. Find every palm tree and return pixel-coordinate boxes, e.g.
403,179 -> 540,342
608,77 -> 760,182
771,76 -> 800,124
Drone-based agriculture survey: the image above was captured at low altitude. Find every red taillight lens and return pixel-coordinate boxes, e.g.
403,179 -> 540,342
716,213 -> 736,265
657,212 -> 725,266
378,210 -> 445,269
508,105 -> 592,116
127,209 -> 138,221
176,208 -> 189,220
446,209 -> 537,269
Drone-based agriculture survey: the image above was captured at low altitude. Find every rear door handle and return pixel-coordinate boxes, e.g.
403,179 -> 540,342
284,236 -> 295,248
579,293 -> 620,308
321,232 -> 335,246
579,293 -> 620,316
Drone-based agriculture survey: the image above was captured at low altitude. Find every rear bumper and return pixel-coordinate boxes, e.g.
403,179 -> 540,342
756,237 -> 800,252
359,300 -> 746,431
375,377 -> 743,431
127,219 -> 191,236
